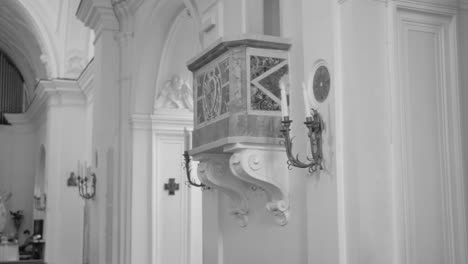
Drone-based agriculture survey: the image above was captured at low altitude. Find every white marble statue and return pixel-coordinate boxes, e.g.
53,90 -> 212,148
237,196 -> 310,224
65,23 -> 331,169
0,191 -> 12,232
154,75 -> 193,111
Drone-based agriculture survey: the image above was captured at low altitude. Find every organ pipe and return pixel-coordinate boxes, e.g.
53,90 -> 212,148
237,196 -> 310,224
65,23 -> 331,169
0,51 -> 24,125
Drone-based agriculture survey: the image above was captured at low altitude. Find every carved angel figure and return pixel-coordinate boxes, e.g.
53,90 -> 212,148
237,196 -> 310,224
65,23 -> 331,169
154,75 -> 193,111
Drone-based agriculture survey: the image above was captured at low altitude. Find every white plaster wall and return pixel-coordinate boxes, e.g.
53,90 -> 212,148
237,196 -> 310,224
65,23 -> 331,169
0,126 -> 35,237
153,9 -> 200,105
459,6 -> 468,245
87,29 -> 120,264
48,105 -> 86,264
131,3 -> 203,264
338,2 -> 394,263
300,0 -> 340,263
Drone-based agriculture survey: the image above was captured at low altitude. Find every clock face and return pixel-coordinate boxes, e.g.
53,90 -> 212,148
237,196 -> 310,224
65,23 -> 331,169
313,65 -> 331,103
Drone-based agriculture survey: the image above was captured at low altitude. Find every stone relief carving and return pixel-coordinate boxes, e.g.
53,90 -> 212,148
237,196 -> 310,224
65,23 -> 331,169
66,49 -> 86,77
40,54 -> 52,78
195,58 -> 229,124
196,153 -> 249,227
193,144 -> 290,227
228,146 -> 290,226
249,55 -> 288,112
154,75 -> 194,111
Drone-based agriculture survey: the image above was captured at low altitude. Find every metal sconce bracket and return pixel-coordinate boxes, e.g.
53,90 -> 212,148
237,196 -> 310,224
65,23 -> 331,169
77,170 -> 97,200
280,109 -> 324,173
183,151 -> 209,190
33,194 -> 46,211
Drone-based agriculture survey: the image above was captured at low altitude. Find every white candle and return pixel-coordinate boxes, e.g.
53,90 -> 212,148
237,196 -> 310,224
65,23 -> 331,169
280,81 -> 288,117
184,127 -> 192,151
302,83 -> 311,117
84,161 -> 87,177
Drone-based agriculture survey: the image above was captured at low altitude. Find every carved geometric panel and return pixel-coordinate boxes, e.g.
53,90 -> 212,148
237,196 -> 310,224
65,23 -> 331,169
249,55 -> 288,112
195,58 -> 230,125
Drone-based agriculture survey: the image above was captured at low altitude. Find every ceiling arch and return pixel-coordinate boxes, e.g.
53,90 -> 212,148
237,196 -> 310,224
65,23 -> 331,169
0,0 -> 59,103
132,0 -> 202,114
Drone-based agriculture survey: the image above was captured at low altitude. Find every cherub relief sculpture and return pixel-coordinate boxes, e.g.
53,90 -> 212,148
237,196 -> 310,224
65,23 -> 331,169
154,75 -> 194,111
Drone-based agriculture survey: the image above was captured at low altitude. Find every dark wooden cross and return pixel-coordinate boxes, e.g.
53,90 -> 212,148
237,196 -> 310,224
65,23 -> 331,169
164,178 -> 179,195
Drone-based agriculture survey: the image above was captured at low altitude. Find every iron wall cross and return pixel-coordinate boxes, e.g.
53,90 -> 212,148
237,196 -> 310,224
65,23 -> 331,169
164,178 -> 179,195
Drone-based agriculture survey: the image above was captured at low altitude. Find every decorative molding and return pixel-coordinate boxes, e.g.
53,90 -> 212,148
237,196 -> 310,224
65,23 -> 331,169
5,79 -> 85,131
76,0 -> 119,39
195,153 -> 250,227
390,6 -> 467,264
65,49 -> 87,77
392,0 -> 459,13
187,34 -> 291,72
130,111 -> 192,132
111,0 -> 144,31
226,144 -> 290,225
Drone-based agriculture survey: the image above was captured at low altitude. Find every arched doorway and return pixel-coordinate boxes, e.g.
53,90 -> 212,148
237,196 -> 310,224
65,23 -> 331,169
130,1 -> 202,263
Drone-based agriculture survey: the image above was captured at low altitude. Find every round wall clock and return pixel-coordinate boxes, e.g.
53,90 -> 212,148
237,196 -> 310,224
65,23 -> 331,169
313,65 -> 331,103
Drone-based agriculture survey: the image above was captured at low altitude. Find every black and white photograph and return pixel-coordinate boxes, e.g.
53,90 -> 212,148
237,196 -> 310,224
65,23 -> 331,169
0,0 -> 467,263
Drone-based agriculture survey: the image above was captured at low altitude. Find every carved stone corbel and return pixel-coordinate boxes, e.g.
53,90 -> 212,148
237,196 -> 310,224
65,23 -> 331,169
226,143 -> 290,226
195,153 -> 250,227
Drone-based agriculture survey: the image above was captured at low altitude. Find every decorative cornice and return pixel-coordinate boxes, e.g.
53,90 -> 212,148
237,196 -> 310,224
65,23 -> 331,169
392,0 -> 459,12
187,34 -> 291,72
111,0 -> 144,32
5,79 -> 86,130
131,110 -> 192,132
76,0 -> 119,38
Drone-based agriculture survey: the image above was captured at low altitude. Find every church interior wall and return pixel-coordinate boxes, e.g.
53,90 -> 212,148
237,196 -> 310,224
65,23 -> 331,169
0,126 -> 35,237
459,4 -> 468,245
337,1 -> 395,264
0,0 -> 466,264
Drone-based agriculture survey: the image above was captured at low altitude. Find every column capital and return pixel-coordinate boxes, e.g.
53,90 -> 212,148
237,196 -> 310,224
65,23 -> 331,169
76,0 -> 119,39
111,0 -> 144,31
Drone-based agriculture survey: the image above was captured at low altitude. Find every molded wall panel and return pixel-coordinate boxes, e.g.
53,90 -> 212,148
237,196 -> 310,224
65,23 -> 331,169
392,6 -> 467,264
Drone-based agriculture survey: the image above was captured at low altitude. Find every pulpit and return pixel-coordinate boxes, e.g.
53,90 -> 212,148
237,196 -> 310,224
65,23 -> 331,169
187,35 -> 292,226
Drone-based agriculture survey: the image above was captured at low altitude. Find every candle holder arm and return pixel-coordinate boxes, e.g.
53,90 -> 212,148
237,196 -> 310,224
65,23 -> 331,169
183,151 -> 209,189
280,113 -> 324,173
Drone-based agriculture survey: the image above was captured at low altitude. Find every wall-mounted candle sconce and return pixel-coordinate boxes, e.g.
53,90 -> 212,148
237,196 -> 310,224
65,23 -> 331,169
183,128 -> 208,189
280,111 -> 324,173
73,162 -> 97,200
183,151 -> 209,189
33,193 -> 46,211
279,81 -> 324,173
